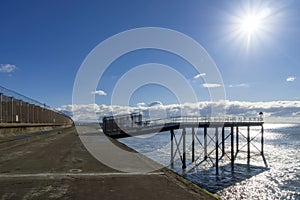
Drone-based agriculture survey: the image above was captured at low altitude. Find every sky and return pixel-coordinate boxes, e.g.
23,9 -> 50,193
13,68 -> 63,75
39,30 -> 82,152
1,0 -> 300,122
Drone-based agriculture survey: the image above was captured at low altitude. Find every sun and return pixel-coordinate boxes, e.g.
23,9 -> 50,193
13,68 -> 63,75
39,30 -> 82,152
240,14 -> 262,35
232,7 -> 272,49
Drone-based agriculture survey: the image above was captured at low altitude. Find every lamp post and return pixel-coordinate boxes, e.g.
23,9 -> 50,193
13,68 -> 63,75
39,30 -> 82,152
259,112 -> 263,121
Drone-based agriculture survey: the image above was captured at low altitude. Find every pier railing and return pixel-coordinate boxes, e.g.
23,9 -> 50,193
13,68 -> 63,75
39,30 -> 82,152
170,116 -> 263,123
141,116 -> 263,127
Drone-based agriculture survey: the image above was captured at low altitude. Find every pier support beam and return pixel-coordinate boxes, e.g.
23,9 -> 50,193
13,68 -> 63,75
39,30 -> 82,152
222,126 -> 225,157
261,125 -> 264,156
204,127 -> 207,160
182,128 -> 186,169
231,126 -> 234,170
192,128 -> 195,162
247,126 -> 250,165
235,126 -> 239,158
170,129 -> 174,167
261,125 -> 268,167
215,127 -> 219,175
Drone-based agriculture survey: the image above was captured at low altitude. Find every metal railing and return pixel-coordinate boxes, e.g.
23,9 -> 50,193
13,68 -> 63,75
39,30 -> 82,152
169,116 -> 263,123
140,116 -> 262,128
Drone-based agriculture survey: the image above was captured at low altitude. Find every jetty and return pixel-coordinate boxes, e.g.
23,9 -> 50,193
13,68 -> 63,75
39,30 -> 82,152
103,113 -> 268,175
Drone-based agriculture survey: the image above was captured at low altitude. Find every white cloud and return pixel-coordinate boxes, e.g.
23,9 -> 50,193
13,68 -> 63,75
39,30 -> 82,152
91,90 -> 107,96
229,83 -> 250,88
193,73 -> 206,79
0,64 -> 17,73
148,101 -> 163,107
136,102 -> 146,107
202,83 -> 222,88
58,100 -> 300,123
286,76 -> 296,82
58,104 -> 133,122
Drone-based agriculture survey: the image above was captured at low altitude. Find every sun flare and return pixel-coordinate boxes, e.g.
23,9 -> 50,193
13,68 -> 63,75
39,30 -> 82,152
232,7 -> 272,49
240,15 -> 262,35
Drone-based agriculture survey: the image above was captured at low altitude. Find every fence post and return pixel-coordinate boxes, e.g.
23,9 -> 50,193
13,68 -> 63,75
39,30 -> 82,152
3,95 -> 7,123
6,97 -> 13,123
0,93 -> 2,123
19,100 -> 22,123
11,97 -> 14,123
27,103 -> 29,123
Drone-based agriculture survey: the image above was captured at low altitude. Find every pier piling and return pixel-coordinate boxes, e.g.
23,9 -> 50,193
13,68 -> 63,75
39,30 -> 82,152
204,127 -> 208,161
222,127 -> 225,157
215,127 -> 219,175
170,129 -> 174,167
231,126 -> 234,170
192,128 -> 195,162
236,126 -> 239,158
247,126 -> 250,165
182,128 -> 186,169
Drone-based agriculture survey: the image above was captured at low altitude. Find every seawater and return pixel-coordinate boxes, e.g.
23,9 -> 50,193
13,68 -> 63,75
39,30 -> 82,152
119,123 -> 300,199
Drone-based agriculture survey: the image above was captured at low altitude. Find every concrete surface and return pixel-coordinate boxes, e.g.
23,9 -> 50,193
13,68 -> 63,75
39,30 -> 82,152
0,126 -> 218,200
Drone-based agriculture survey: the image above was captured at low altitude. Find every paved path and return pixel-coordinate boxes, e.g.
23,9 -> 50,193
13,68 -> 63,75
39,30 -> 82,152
0,126 -> 218,200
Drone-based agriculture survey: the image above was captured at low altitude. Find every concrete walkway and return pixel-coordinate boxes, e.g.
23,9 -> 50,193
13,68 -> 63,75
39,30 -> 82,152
0,126 -> 218,200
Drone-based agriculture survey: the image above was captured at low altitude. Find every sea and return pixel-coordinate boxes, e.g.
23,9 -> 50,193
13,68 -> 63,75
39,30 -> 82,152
119,123 -> 300,199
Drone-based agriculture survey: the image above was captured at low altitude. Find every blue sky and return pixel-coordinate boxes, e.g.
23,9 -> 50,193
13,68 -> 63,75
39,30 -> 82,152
1,0 -> 300,115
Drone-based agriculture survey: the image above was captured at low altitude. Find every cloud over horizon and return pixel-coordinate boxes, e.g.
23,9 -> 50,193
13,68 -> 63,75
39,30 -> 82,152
57,100 -> 300,123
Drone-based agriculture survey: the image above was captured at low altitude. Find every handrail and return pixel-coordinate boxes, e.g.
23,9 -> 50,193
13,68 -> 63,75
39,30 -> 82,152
115,116 -> 263,129
169,116 -> 263,123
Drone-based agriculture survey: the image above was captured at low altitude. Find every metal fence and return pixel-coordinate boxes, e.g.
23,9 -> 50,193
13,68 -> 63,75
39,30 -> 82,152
0,86 -> 73,125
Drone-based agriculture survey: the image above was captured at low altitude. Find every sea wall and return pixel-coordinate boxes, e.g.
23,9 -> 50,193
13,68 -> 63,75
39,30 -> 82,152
0,124 -> 72,138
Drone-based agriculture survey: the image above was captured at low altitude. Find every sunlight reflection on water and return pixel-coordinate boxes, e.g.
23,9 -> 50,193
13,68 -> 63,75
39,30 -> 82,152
119,123 -> 300,199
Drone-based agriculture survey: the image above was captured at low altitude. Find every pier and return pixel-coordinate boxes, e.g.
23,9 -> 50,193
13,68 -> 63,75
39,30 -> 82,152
103,114 -> 268,175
